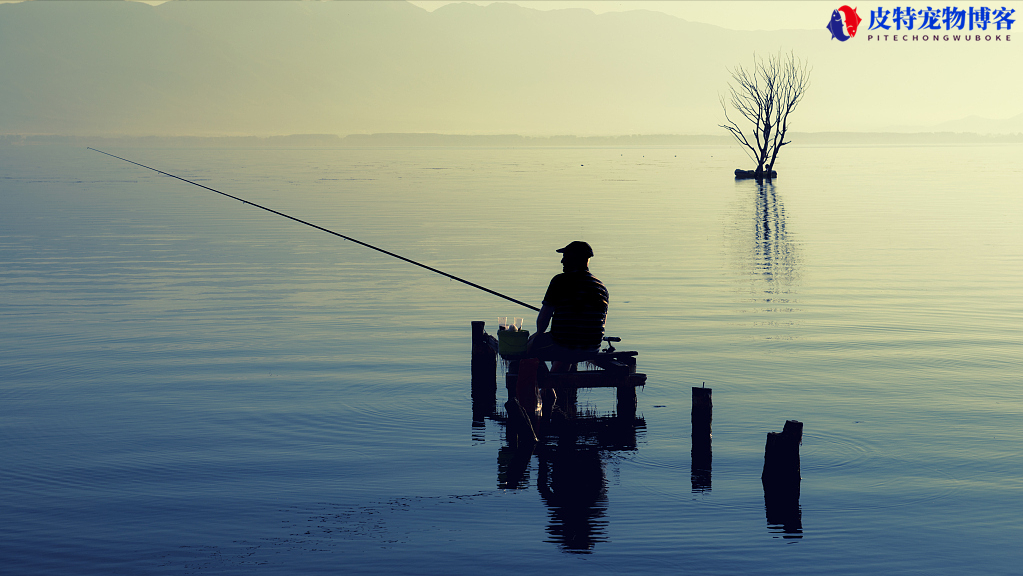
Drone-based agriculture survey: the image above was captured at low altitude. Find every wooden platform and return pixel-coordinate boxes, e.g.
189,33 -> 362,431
470,322 -> 647,434
505,369 -> 646,389
500,345 -> 647,392
502,350 -> 647,426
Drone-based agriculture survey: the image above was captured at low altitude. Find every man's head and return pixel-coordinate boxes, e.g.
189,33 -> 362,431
556,241 -> 593,272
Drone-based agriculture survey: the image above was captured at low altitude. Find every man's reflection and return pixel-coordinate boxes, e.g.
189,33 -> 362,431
495,403 -> 644,553
537,440 -> 608,553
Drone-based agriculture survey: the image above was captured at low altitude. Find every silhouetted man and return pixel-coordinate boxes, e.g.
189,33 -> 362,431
527,241 -> 609,372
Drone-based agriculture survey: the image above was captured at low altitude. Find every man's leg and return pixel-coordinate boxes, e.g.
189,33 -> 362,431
529,333 -> 588,372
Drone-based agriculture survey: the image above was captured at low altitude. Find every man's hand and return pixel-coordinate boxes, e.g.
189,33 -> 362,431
536,303 -> 554,334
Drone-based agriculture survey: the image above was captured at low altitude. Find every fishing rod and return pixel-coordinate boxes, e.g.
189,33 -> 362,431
88,147 -> 540,312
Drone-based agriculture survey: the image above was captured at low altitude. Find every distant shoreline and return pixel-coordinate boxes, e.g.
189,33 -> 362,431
3,132 -> 1022,148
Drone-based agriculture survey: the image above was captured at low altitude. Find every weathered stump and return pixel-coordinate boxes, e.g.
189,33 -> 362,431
761,419 -> 802,486
762,420 -> 803,531
691,386 -> 712,491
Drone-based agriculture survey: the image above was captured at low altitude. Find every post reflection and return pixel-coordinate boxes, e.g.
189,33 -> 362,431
493,403 -> 645,554
765,491 -> 803,538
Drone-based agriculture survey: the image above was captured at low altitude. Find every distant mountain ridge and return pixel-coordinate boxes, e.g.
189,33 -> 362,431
930,113 -> 1023,134
6,132 -> 1020,150
0,1 -> 1017,136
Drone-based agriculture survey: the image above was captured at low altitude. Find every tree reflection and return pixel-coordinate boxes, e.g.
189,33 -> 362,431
728,179 -> 801,314
751,180 -> 799,301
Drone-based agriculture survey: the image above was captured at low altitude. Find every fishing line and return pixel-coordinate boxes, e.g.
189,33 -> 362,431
88,147 -> 540,312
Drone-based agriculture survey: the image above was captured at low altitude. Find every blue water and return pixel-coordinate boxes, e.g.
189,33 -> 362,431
1,143 -> 1021,574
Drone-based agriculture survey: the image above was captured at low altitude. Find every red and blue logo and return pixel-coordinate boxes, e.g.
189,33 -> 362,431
827,6 -> 863,40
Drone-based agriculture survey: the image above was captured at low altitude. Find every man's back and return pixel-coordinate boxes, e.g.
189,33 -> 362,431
543,270 -> 609,349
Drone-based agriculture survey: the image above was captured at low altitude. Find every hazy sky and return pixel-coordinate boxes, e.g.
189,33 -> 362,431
1,0 -> 1020,135
6,0 -> 991,32
410,1 -> 842,30
0,0 -> 867,30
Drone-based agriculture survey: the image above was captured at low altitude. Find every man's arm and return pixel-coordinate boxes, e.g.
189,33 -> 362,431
536,303 -> 554,334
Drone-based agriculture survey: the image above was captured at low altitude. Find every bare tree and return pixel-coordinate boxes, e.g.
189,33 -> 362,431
719,51 -> 810,179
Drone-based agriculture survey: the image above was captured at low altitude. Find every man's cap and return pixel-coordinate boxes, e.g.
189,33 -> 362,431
556,241 -> 593,258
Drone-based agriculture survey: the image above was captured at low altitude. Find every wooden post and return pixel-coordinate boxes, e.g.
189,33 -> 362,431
691,386 -> 712,450
616,384 -> 637,419
691,386 -> 712,492
471,321 -> 496,417
762,420 -> 803,531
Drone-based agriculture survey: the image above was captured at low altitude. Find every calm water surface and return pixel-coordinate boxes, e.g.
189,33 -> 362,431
1,143 -> 1021,574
